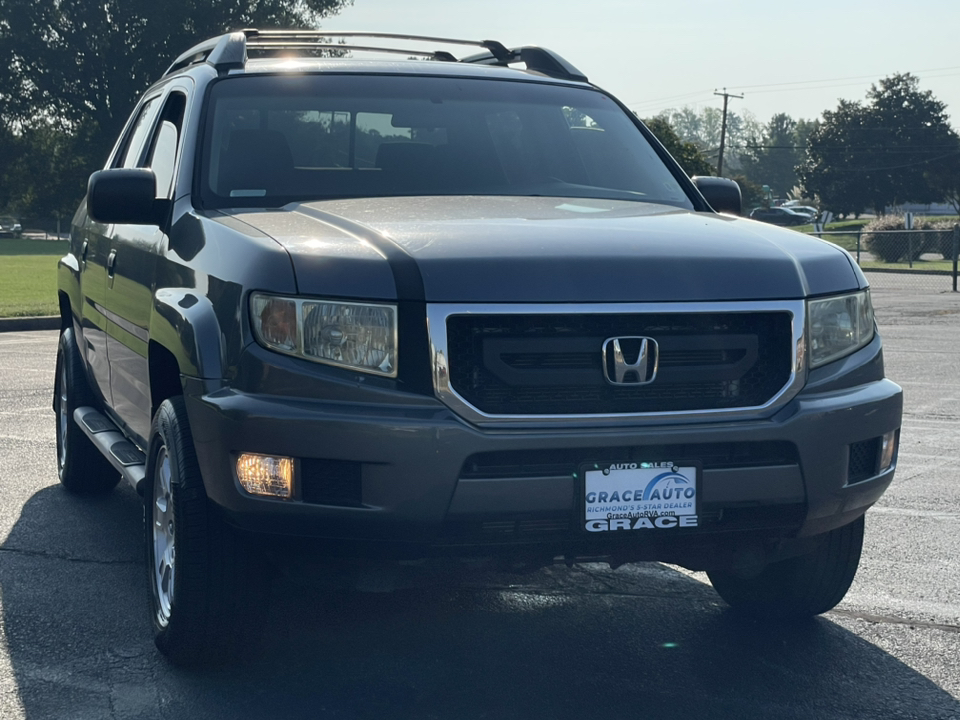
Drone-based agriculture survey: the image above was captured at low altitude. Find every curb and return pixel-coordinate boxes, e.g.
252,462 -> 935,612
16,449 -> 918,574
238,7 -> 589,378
0,316 -> 61,333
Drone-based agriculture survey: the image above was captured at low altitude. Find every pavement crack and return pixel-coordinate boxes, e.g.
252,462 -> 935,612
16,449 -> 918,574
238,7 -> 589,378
829,608 -> 960,634
0,545 -> 139,566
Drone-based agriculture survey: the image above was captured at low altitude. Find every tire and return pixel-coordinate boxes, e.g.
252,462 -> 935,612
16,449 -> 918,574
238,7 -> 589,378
707,515 -> 865,619
145,396 -> 267,665
54,327 -> 120,494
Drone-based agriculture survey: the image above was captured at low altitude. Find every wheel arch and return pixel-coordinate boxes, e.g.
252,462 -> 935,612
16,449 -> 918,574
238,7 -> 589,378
56,249 -> 81,331
57,290 -> 72,331
148,341 -> 184,420
149,288 -> 224,385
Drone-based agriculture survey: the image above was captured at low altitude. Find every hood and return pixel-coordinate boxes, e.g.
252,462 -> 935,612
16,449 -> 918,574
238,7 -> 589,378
228,196 -> 862,303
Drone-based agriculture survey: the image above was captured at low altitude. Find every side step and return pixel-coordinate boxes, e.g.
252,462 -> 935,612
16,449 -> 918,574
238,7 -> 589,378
74,407 -> 147,495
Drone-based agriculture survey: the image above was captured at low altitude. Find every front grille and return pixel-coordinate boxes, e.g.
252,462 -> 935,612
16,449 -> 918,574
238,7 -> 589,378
848,438 -> 880,483
446,312 -> 793,415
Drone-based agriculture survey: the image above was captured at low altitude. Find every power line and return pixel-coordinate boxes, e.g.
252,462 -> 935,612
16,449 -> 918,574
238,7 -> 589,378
746,72 -> 960,96
624,65 -> 960,115
732,65 -> 960,92
625,89 -> 714,109
830,150 -> 960,173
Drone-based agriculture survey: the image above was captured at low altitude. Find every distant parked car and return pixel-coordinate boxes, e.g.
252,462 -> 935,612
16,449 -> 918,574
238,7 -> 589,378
749,206 -> 809,226
0,217 -> 22,238
782,203 -> 819,220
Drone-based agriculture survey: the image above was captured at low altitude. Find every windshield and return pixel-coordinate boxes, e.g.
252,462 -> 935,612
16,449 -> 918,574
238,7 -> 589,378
199,74 -> 694,210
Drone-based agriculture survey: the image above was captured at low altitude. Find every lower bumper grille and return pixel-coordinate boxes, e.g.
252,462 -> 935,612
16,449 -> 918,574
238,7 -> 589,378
460,441 -> 799,480
300,458 -> 363,507
848,437 -> 881,483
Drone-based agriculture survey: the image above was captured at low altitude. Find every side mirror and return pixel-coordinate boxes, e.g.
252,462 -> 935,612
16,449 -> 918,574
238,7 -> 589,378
87,168 -> 162,225
692,176 -> 742,216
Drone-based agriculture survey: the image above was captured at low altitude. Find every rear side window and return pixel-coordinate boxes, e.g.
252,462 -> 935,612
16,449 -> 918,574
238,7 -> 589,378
143,92 -> 187,198
116,96 -> 162,168
200,75 -> 692,210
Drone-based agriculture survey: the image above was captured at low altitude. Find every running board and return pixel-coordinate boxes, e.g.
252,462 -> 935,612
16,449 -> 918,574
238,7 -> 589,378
74,407 -> 146,495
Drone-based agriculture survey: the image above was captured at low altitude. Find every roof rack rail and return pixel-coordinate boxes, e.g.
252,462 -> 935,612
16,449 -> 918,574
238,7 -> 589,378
460,46 -> 588,83
165,31 -> 247,76
163,29 -> 588,83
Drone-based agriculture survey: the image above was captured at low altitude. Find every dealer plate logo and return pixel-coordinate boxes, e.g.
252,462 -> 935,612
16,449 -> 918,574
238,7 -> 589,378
583,462 -> 698,532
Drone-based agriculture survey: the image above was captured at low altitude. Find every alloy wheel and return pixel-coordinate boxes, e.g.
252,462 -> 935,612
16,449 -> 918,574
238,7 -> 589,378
152,447 -> 175,626
57,356 -> 69,472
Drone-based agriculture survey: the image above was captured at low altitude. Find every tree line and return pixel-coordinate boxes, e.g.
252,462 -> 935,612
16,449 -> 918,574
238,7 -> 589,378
645,72 -> 960,216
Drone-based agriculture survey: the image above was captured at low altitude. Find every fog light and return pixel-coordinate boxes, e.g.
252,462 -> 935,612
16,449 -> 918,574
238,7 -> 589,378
237,453 -> 294,498
879,430 -> 899,472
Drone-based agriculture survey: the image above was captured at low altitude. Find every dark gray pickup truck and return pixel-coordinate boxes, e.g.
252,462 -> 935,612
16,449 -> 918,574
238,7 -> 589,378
55,30 -> 902,664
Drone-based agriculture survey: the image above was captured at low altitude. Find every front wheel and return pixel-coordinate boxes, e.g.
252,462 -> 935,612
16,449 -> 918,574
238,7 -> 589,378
707,515 -> 865,618
145,396 -> 267,665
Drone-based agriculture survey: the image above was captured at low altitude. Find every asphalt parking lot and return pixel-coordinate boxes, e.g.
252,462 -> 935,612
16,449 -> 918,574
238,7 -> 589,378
0,288 -> 958,719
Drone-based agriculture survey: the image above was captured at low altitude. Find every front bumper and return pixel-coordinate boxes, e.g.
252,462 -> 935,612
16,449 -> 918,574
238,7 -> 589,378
184,359 -> 902,560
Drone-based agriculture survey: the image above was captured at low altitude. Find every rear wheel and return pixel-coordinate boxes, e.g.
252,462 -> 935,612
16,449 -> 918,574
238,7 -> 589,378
54,327 -> 119,495
145,396 -> 266,665
707,515 -> 865,618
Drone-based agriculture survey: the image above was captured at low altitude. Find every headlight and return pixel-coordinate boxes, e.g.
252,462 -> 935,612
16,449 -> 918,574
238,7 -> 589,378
251,293 -> 397,377
807,290 -> 875,368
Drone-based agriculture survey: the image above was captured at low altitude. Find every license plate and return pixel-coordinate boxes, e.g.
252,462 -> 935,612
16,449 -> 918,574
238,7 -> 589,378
581,462 -> 700,533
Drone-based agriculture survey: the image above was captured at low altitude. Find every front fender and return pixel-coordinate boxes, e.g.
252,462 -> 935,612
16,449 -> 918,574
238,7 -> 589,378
150,289 -> 223,379
57,254 -> 81,328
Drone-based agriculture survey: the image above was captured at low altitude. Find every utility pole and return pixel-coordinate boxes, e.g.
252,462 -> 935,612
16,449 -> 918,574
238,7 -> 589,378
714,88 -> 743,177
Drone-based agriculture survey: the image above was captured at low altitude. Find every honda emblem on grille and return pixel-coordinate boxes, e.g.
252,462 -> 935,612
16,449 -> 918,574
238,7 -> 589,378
602,337 -> 659,385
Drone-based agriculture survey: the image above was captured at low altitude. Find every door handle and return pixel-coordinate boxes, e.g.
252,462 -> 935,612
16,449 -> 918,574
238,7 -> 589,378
106,249 -> 117,277
80,240 -> 89,264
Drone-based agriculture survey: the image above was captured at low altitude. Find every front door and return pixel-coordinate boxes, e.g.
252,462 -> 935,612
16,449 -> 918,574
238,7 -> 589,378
105,87 -> 190,445
79,93 -> 164,410
76,213 -> 112,405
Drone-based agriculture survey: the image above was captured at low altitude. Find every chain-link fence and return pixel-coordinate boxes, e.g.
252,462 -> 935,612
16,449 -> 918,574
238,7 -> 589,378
808,226 -> 960,294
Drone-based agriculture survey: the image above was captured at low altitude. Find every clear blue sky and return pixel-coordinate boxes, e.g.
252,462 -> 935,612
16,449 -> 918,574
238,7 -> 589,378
320,0 -> 960,127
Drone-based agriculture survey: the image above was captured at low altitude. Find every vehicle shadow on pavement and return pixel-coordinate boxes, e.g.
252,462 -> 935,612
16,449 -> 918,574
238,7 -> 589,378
2,486 -> 959,720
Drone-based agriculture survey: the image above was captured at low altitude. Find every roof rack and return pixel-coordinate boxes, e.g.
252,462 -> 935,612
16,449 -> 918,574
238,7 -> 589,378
164,29 -> 588,83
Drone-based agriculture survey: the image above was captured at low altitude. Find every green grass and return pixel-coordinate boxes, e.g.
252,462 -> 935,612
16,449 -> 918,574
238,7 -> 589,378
793,220 -> 871,252
860,259 -> 956,272
0,239 -> 68,317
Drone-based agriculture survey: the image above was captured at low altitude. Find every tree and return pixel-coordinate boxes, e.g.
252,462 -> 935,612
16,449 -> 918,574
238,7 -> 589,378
796,101 -> 874,217
0,0 -> 350,219
642,116 -> 714,177
739,113 -> 815,199
728,174 -> 765,210
798,73 -> 960,216
7,122 -> 97,223
0,120 -> 19,211
655,106 -> 762,174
